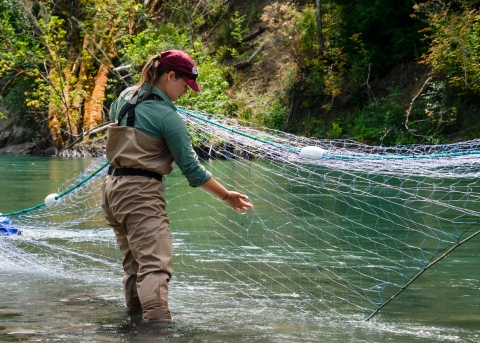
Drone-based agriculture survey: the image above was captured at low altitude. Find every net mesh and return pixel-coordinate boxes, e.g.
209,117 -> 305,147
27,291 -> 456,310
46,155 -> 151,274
1,107 -> 479,320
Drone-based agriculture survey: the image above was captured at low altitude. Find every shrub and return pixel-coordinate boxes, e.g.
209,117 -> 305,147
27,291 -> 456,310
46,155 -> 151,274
261,100 -> 288,129
350,89 -> 411,145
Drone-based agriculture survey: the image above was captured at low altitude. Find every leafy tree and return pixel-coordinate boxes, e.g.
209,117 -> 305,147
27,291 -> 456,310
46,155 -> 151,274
0,0 -> 42,123
416,0 -> 480,94
0,0 -> 232,147
349,87 -> 411,145
387,0 -> 480,143
2,0 -> 479,146
0,0 -> 141,147
333,0 -> 428,77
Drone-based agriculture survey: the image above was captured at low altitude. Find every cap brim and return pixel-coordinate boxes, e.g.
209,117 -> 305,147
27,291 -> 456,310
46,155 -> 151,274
184,77 -> 201,92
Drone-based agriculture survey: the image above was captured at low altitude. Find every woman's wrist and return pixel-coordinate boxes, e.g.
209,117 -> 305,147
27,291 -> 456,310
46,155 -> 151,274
222,192 -> 229,200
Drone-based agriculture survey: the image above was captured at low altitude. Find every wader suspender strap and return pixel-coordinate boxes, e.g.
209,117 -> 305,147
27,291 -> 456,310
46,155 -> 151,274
116,93 -> 164,127
108,92 -> 166,181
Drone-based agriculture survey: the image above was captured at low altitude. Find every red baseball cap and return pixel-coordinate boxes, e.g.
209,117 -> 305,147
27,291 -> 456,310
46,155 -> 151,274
159,50 -> 201,92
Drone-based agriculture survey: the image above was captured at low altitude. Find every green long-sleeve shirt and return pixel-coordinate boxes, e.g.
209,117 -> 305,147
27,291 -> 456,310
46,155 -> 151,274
109,83 -> 212,187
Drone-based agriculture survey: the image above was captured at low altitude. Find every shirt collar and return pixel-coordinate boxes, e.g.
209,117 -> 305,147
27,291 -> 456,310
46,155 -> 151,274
139,83 -> 177,111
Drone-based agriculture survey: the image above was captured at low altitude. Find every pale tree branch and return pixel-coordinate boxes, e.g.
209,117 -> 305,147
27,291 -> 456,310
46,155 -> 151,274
405,76 -> 432,133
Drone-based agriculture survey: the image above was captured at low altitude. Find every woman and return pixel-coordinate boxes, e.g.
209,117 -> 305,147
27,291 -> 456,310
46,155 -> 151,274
101,50 -> 253,323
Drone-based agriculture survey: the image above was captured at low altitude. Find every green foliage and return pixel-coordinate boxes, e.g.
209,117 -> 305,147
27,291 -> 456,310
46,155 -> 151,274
176,50 -> 232,114
328,122 -> 343,139
348,88 -> 411,145
416,1 -> 480,94
297,5 -> 318,56
261,3 -> 347,110
246,3 -> 262,23
212,8 -> 251,61
407,80 -> 458,142
32,16 -> 68,110
212,21 -> 234,51
342,78 -> 460,145
0,0 -> 478,147
461,105 -> 480,139
0,78 -> 34,124
163,0 -> 229,31
260,100 -> 288,129
230,11 -> 249,43
334,0 -> 428,78
344,33 -> 372,104
0,0 -> 45,122
120,22 -> 192,80
118,17 -> 232,115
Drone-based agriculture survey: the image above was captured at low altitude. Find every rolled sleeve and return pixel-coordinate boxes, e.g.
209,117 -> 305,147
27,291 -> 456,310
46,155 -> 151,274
162,111 -> 212,187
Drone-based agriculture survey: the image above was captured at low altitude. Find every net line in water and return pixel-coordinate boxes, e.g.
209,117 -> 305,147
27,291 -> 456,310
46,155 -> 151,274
1,107 -> 479,321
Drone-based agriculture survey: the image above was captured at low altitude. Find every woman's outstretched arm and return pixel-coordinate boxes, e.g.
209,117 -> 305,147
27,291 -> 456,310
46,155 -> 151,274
200,177 -> 253,211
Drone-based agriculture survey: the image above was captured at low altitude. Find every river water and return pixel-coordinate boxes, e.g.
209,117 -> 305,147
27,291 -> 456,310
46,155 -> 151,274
0,155 -> 479,342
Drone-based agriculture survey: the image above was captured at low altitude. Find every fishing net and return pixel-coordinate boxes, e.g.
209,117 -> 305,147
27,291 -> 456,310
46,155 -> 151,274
1,107 -> 479,320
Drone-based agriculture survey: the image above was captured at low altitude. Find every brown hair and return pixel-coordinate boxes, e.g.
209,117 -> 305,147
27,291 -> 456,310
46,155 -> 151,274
134,54 -> 182,99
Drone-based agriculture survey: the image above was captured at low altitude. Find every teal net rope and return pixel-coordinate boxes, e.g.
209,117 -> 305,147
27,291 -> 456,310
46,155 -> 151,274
1,108 -> 479,321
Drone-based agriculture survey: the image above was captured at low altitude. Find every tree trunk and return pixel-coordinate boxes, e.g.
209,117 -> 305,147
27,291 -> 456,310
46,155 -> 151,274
316,0 -> 324,53
83,61 -> 110,136
63,51 -> 80,139
70,36 -> 93,136
82,5 -> 130,137
47,68 -> 65,147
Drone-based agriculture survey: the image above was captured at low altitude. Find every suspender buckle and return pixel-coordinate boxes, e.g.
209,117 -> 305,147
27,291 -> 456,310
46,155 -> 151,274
129,94 -> 139,105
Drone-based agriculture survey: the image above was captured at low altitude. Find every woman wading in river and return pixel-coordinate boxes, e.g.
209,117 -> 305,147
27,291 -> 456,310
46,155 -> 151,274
101,50 -> 253,323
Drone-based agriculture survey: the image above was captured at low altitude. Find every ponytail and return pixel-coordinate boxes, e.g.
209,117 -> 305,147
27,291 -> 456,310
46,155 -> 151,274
134,55 -> 169,99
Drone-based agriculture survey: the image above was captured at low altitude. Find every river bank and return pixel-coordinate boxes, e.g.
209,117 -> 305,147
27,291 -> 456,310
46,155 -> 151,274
0,137 -> 107,157
0,136 -> 236,160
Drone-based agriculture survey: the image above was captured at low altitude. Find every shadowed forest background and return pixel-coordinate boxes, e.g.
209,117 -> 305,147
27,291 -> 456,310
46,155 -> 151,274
1,0 -> 480,150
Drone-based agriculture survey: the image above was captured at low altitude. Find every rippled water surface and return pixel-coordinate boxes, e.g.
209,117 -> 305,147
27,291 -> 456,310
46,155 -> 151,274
0,155 -> 479,342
